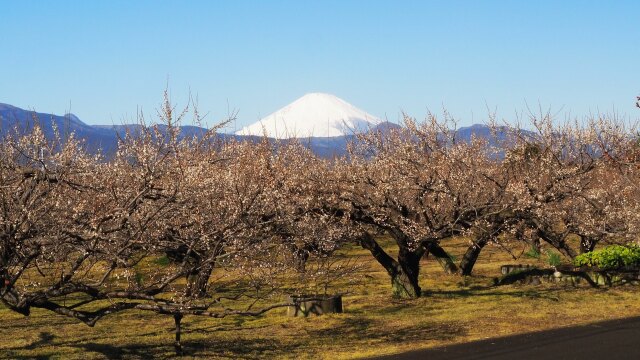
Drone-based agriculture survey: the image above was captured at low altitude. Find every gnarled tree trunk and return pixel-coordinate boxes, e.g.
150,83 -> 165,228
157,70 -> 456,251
423,242 -> 458,275
392,247 -> 421,298
359,232 -> 422,298
458,236 -> 490,276
186,261 -> 214,298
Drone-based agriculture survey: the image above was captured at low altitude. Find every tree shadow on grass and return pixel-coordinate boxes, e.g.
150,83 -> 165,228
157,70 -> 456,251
349,302 -> 416,317
424,287 -> 566,301
23,331 -> 55,350
188,337 -> 301,359
2,329 -> 296,359
0,332 -> 54,360
2,354 -> 52,360
65,336 -> 299,359
0,332 -> 56,359
188,323 -> 274,334
307,317 -> 466,344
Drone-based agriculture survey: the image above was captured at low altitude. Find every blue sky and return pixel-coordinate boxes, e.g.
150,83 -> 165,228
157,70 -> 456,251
1,0 -> 638,129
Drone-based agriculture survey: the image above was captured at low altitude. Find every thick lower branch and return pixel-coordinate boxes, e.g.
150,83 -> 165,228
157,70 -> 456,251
423,242 -> 458,274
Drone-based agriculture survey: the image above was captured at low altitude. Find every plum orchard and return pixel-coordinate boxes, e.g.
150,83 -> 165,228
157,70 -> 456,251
334,113 -> 640,297
1,98 -> 639,354
0,96 -> 354,354
336,113 -> 640,297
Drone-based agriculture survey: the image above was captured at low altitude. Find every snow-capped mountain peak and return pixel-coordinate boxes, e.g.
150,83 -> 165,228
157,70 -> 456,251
236,93 -> 381,139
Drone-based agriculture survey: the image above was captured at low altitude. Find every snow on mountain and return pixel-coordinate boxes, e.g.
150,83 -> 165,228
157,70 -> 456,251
235,93 -> 382,139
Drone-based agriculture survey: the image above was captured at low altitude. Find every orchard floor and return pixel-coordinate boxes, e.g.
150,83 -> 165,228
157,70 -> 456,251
2,238 -> 640,359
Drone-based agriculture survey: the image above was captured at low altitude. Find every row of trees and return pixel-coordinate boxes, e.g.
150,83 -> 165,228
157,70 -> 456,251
2,96 -> 639,352
340,114 -> 640,297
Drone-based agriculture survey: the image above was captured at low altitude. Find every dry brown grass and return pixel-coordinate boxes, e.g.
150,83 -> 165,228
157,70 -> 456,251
2,237 -> 640,359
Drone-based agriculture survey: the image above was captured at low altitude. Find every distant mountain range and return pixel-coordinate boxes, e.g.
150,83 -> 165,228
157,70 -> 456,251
1,100 -> 512,158
0,102 -> 121,154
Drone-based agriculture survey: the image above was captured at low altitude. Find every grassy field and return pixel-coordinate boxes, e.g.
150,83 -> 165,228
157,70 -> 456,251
3,238 -> 640,359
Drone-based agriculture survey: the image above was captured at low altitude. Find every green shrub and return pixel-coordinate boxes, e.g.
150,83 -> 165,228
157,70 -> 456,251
573,245 -> 640,270
524,244 -> 541,259
154,255 -> 171,267
135,272 -> 145,286
547,251 -> 562,267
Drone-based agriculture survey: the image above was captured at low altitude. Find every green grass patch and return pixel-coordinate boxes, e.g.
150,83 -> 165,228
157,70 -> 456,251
152,255 -> 171,267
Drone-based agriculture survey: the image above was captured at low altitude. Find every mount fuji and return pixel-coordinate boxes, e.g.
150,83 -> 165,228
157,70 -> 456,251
236,93 -> 382,139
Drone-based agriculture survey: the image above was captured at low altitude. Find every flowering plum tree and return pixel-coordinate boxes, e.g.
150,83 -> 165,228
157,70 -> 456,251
0,96 -> 352,354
